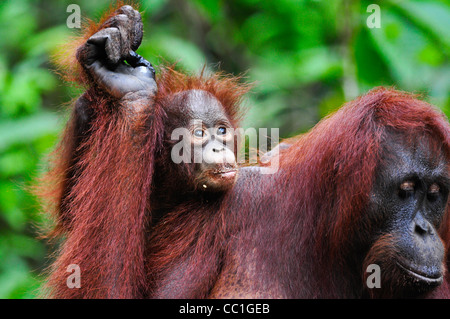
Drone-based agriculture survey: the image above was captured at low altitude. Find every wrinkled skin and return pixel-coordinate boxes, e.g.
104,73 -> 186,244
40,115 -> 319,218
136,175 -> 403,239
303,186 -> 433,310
362,132 -> 449,297
167,89 -> 238,193
77,5 -> 156,99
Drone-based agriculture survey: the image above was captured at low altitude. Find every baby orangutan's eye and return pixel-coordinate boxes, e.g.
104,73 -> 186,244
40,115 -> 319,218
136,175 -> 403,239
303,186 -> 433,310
193,128 -> 206,138
217,127 -> 227,135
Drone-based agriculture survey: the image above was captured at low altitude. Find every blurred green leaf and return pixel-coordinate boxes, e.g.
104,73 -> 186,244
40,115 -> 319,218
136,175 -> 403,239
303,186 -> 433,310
141,31 -> 207,72
368,10 -> 446,91
0,256 -> 30,298
395,1 -> 450,51
24,26 -> 72,58
0,112 -> 61,151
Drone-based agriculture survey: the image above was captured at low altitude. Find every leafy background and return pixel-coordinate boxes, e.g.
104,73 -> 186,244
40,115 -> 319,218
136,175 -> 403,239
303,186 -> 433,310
0,0 -> 448,298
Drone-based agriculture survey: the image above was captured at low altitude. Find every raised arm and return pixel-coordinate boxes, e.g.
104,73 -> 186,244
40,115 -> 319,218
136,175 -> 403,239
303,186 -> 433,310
51,5 -> 156,232
44,5 -> 163,298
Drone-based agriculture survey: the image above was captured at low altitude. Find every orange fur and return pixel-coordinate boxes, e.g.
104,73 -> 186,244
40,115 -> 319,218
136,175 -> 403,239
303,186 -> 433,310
40,3 -> 250,298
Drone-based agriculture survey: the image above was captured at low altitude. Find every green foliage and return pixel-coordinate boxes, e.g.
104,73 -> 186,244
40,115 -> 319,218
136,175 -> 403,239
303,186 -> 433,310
0,0 -> 448,298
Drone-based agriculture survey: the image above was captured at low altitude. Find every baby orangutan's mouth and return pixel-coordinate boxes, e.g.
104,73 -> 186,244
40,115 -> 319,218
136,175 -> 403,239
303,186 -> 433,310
215,170 -> 237,180
197,164 -> 238,192
212,167 -> 237,178
211,165 -> 237,179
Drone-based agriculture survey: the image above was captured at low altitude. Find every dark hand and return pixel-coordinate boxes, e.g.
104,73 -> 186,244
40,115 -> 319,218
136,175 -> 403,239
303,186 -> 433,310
78,5 -> 156,98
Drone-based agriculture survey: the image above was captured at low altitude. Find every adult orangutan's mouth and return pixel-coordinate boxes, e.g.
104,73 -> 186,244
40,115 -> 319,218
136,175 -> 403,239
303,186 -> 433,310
396,261 -> 443,285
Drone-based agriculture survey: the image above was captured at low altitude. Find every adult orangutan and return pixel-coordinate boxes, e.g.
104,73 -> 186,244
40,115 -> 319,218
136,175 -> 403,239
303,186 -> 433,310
41,4 -> 247,298
148,88 -> 450,298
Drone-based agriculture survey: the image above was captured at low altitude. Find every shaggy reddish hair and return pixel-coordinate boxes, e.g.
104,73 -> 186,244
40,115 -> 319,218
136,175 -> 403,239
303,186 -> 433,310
39,3 -> 249,298
250,87 -> 450,297
154,66 -> 249,128
279,87 -> 450,255
145,87 -> 450,298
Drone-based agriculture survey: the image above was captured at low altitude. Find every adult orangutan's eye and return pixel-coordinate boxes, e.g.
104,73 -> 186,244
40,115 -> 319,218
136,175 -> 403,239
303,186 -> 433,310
429,183 -> 440,194
400,181 -> 415,192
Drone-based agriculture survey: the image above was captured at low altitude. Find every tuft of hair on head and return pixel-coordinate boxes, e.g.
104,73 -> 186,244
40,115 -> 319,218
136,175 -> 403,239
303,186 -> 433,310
154,64 -> 252,128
